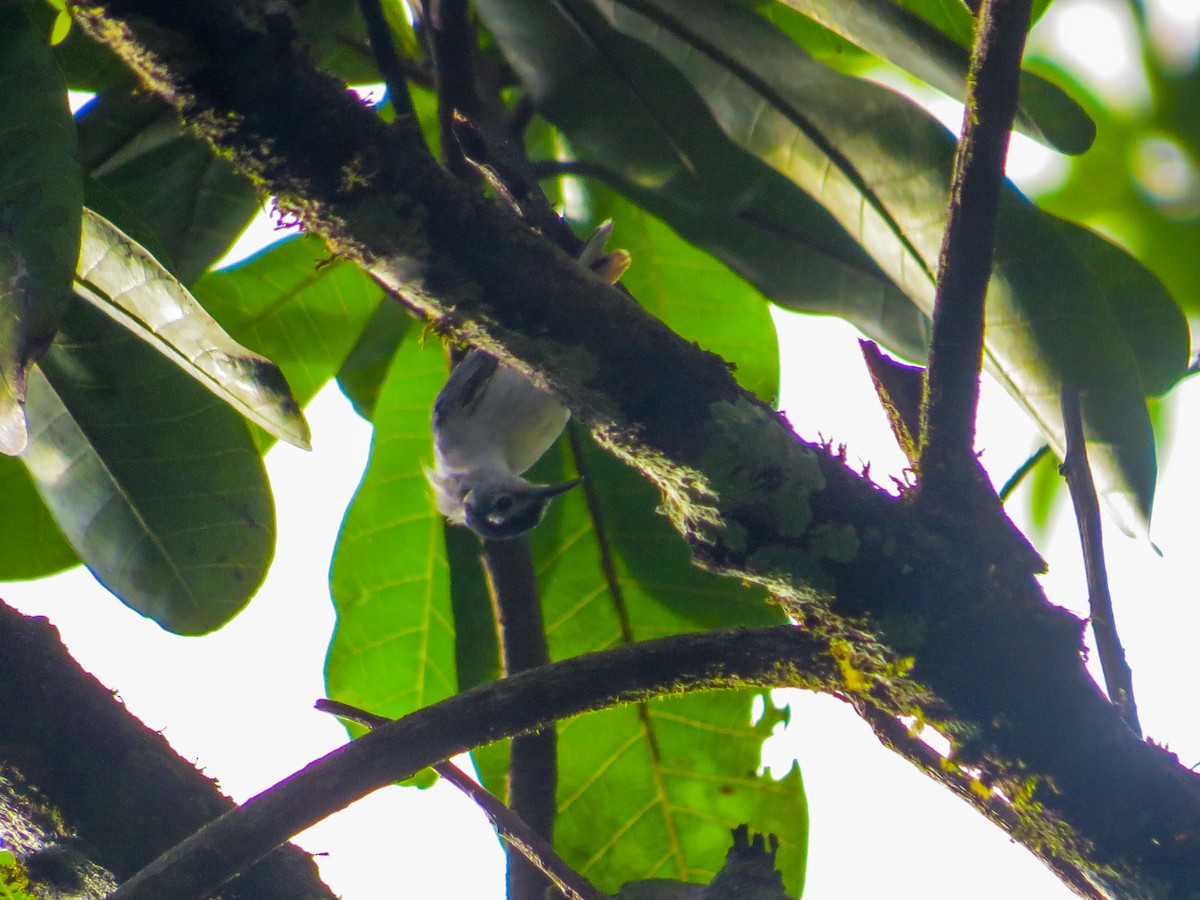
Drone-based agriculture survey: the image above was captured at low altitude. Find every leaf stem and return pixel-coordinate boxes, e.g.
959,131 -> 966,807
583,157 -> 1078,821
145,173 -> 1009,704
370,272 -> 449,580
998,443 -> 1050,503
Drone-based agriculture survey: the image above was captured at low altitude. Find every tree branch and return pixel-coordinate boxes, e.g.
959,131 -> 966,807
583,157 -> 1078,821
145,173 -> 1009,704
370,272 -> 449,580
0,599 -> 335,900
1060,386 -> 1141,735
317,699 -> 606,900
68,2 -> 1200,895
104,626 -> 841,900
918,0 -> 1033,507
482,537 -> 560,900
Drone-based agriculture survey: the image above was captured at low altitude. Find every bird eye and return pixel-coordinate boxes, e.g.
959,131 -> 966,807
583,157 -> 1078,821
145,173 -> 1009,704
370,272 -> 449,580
495,495 -> 515,513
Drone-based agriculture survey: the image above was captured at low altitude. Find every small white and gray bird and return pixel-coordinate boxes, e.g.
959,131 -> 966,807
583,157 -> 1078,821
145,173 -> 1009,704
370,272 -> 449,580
427,223 -> 629,540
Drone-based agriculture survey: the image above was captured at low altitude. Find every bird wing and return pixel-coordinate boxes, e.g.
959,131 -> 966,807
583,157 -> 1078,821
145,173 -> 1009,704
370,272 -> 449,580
432,349 -> 499,431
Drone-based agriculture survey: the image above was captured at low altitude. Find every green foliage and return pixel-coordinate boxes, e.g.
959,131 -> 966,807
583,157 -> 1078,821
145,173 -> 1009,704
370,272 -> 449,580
0,7 -> 82,455
77,210 -> 311,450
22,299 -> 275,635
0,0 -> 1195,896
326,329 -> 457,718
0,850 -> 36,900
193,234 -> 384,444
75,89 -> 259,284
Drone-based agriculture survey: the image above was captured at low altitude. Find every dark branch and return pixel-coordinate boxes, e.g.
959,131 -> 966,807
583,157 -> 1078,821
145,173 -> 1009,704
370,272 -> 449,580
1060,386 -> 1141,735
357,0 -> 420,127
104,626 -> 840,900
918,0 -> 1033,507
482,538 -> 560,900
317,700 -> 606,900
426,0 -> 479,180
0,600 -> 335,899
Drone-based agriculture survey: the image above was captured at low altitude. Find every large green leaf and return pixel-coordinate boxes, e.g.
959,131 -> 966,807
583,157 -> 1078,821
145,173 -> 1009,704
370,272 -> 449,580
335,297 -> 413,422
192,234 -> 385,442
76,89 -> 259,284
589,0 -> 1188,535
478,0 -> 932,363
21,299 -> 274,635
774,0 -> 1094,154
326,329 -> 456,719
0,453 -> 77,581
0,9 -> 82,455
76,210 -> 311,450
587,188 -> 779,404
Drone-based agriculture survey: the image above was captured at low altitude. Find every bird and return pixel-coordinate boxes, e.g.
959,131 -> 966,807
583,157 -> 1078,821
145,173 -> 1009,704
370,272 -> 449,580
427,222 -> 629,540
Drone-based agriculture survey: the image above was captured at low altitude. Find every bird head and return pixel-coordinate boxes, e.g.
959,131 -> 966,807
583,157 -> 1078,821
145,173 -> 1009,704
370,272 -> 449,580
463,476 -> 582,540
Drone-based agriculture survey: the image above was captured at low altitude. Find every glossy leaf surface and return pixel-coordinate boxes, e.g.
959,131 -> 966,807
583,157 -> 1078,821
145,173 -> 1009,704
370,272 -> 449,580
22,300 -> 274,635
478,0 -> 933,363
76,90 -> 258,284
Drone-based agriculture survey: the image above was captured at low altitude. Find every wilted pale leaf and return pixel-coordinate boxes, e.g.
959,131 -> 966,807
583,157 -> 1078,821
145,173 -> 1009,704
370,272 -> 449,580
77,208 -> 311,449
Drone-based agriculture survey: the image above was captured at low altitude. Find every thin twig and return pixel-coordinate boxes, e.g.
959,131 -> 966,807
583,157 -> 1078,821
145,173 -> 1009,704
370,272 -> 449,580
998,444 -> 1051,503
357,0 -> 421,127
317,700 -> 606,900
481,538 -> 560,900
105,626 -> 836,900
1060,386 -> 1141,736
917,0 -> 1033,508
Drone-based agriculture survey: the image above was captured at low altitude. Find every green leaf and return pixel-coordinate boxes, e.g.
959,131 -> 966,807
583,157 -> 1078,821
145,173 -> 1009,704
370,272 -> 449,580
0,453 -> 77,580
77,209 -> 311,450
326,329 -> 457,719
0,8 -> 83,455
470,434 -> 805,894
76,90 -> 258,284
585,187 -> 780,403
22,299 -> 274,635
478,0 -> 932,363
590,0 -> 1187,535
774,0 -> 1094,154
192,234 -> 385,443
334,296 -> 413,421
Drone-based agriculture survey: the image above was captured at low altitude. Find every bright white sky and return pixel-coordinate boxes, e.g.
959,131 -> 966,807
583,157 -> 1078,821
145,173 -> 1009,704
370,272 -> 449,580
6,3 -> 1200,898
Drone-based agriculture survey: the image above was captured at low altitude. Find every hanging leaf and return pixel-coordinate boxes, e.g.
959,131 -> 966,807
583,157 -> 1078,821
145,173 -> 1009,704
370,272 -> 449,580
774,0 -> 1094,153
22,299 -> 274,635
586,0 -> 1188,536
77,209 -> 311,450
0,8 -> 83,455
326,329 -> 457,720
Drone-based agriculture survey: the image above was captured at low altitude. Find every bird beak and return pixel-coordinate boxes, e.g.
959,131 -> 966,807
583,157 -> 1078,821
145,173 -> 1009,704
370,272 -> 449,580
531,478 -> 582,499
